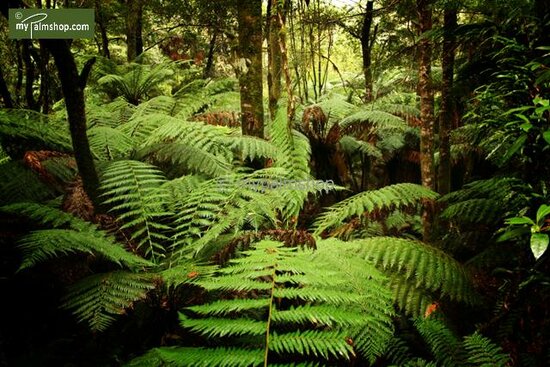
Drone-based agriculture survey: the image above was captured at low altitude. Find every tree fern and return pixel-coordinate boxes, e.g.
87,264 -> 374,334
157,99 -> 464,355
88,126 -> 134,161
17,229 -> 152,270
134,240 -> 395,366
100,160 -> 172,261
334,237 -> 479,315
62,271 -> 155,331
414,318 -> 463,367
313,183 -> 439,236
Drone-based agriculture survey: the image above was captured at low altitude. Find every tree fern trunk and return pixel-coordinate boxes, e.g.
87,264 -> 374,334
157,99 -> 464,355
417,0 -> 435,240
437,9 -> 457,196
237,0 -> 264,138
41,40 -> 101,209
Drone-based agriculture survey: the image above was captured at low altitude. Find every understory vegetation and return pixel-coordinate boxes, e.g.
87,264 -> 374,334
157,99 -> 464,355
0,0 -> 549,366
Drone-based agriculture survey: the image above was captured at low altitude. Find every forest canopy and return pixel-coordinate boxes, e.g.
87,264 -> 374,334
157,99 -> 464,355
0,0 -> 549,366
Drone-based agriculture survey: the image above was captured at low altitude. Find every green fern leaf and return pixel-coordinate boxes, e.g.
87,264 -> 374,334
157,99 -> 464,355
62,271 -> 155,331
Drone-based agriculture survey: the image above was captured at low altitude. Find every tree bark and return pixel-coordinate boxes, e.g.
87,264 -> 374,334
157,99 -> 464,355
95,0 -> 111,58
203,30 -> 217,78
361,1 -> 375,102
41,40 -> 101,208
22,40 -> 38,111
417,0 -> 435,241
236,0 -> 264,138
267,0 -> 283,120
126,0 -> 143,62
0,65 -> 13,108
437,9 -> 457,195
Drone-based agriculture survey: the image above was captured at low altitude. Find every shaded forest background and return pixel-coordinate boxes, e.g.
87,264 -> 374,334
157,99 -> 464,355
0,0 -> 549,366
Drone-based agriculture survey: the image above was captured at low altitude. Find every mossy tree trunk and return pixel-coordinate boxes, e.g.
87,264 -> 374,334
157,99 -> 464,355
267,0 -> 283,120
237,0 -> 264,138
126,0 -> 144,62
417,0 -> 435,241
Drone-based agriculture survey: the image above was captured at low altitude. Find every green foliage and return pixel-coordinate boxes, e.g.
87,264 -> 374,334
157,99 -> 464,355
0,161 -> 57,204
462,332 -> 510,367
62,271 -> 155,332
0,109 -> 72,154
88,126 -> 134,161
98,62 -> 175,105
313,183 -> 439,237
134,240 -> 394,366
440,177 -> 530,225
339,237 -> 479,315
100,160 -> 172,261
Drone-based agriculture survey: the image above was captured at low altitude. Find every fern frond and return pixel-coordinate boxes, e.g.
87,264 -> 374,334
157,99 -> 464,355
414,318 -> 463,367
345,237 -> 479,311
0,161 -> 56,204
223,133 -> 279,161
1,202 -> 97,232
62,271 -> 155,331
175,240 -> 394,365
17,229 -> 152,270
313,183 -> 438,236
0,109 -> 72,154
125,347 -> 264,367
101,160 -> 172,261
462,332 -> 510,367
338,135 -> 383,159
88,126 -> 134,161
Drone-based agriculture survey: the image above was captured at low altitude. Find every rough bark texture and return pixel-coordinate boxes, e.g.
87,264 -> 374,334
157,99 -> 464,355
267,0 -> 283,120
0,66 -> 13,108
361,1 -> 375,102
437,9 -> 457,195
41,40 -> 100,208
126,0 -> 143,62
417,0 -> 435,241
237,0 -> 264,138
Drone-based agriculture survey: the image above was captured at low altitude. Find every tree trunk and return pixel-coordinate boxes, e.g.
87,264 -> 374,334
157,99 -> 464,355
267,0 -> 283,120
417,0 -> 435,241
203,30 -> 217,78
437,9 -> 457,195
0,66 -> 13,108
361,1 -> 375,102
22,40 -> 38,111
41,40 -> 101,208
237,0 -> 264,138
126,0 -> 143,62
95,0 -> 111,58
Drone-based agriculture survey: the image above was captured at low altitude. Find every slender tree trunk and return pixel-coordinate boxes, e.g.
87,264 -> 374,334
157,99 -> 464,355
41,40 -> 101,208
203,30 -> 217,78
236,0 -> 264,138
22,40 -> 38,111
95,0 -> 111,58
437,9 -> 457,195
267,0 -> 282,120
361,1 -> 375,102
0,66 -> 13,108
417,0 -> 435,241
38,43 -> 50,114
15,41 -> 23,106
126,0 -> 143,62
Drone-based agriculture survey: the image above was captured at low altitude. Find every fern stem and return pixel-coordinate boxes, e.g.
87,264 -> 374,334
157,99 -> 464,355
264,263 -> 277,367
